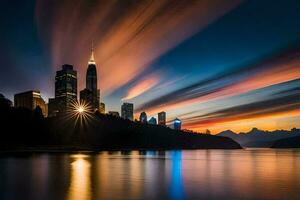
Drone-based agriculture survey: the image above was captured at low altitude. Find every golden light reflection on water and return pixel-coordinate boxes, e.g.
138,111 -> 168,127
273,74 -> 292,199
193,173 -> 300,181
67,154 -> 91,200
92,151 -> 145,199
129,151 -> 144,198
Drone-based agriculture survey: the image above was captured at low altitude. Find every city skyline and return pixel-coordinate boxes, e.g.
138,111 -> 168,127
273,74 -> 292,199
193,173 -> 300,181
5,49 -> 172,127
1,0 -> 300,133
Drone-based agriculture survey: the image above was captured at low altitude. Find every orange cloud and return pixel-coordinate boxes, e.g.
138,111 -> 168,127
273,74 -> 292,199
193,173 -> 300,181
184,109 -> 300,134
122,74 -> 160,100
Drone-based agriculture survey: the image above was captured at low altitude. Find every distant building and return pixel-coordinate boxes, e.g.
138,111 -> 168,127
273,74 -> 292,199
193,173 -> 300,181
108,111 -> 119,117
148,117 -> 157,125
121,102 -> 133,120
139,112 -> 147,123
53,64 -> 77,114
99,102 -> 105,114
158,111 -> 166,125
14,90 -> 47,117
173,118 -> 182,130
80,46 -> 100,111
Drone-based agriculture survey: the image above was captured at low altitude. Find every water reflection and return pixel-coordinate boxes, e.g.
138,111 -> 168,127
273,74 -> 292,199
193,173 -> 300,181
67,154 -> 91,200
170,151 -> 184,200
0,149 -> 300,200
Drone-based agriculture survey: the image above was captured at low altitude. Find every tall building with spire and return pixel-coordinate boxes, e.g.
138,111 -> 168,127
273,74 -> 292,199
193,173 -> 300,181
80,45 -> 100,111
86,47 -> 97,92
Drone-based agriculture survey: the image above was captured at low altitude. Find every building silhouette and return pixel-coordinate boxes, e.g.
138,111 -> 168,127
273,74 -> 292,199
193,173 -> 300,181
48,98 -> 58,117
173,118 -> 182,130
80,88 -> 93,106
48,64 -> 77,116
158,111 -> 166,125
121,102 -> 133,120
80,46 -> 100,111
139,112 -> 147,123
99,102 -> 105,114
148,117 -> 157,125
108,111 -> 119,117
0,93 -> 12,107
14,90 -> 47,117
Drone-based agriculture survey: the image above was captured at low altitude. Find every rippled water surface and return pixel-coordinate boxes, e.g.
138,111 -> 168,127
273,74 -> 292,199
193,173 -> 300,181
1,149 -> 300,200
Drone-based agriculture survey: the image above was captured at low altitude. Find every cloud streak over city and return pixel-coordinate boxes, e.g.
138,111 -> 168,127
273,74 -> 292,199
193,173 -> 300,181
35,0 -> 242,94
137,48 -> 300,113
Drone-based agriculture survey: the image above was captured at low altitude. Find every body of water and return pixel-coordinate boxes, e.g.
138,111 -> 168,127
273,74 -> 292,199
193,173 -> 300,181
0,149 -> 300,200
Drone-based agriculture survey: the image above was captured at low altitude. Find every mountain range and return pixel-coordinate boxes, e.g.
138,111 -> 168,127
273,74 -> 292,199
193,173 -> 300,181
217,128 -> 300,147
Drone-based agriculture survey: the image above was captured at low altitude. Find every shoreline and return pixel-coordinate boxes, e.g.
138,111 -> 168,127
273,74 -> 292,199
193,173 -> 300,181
0,146 -> 243,154
2,147 -> 300,155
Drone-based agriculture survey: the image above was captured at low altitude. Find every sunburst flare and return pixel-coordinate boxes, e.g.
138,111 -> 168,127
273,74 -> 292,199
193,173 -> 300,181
66,100 -> 94,126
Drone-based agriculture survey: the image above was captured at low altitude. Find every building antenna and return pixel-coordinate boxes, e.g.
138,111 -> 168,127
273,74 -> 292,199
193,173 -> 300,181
89,40 -> 95,64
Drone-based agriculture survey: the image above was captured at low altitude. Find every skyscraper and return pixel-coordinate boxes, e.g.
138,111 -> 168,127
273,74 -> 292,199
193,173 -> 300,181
158,111 -> 166,125
121,102 -> 133,120
139,112 -> 147,123
80,46 -> 100,111
50,64 -> 77,115
14,90 -> 48,117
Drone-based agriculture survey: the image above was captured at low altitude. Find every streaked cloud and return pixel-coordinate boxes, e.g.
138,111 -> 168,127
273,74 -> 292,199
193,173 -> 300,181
35,0 -> 243,95
182,84 -> 300,132
187,94 -> 300,124
137,48 -> 300,114
122,73 -> 160,100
